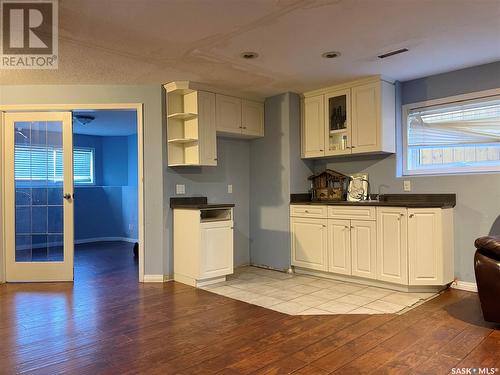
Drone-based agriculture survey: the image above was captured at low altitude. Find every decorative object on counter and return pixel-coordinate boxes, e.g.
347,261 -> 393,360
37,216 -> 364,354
347,173 -> 369,201
308,169 -> 348,201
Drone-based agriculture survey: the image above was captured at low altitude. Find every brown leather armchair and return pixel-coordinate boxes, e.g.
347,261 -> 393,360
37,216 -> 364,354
474,235 -> 500,323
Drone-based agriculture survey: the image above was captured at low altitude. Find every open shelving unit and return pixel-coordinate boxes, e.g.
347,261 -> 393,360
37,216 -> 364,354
164,81 -> 217,167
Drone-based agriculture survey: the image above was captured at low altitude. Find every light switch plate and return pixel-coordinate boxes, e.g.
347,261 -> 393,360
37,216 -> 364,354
176,184 -> 185,195
403,180 -> 411,192
227,184 -> 233,194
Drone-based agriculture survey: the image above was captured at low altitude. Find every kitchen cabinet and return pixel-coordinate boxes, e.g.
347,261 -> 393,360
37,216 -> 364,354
408,208 -> 454,286
327,219 -> 351,275
290,217 -> 328,271
301,76 -> 395,159
165,81 -> 217,166
377,207 -> 408,284
302,95 -> 325,158
350,220 -> 377,280
216,94 -> 264,138
173,207 -> 234,287
289,204 -> 454,290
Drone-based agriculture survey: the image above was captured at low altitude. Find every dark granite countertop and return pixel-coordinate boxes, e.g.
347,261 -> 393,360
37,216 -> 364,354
290,193 -> 456,208
170,197 -> 235,209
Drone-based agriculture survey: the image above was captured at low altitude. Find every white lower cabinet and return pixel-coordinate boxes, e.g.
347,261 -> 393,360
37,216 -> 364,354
327,219 -> 351,275
350,220 -> 377,280
291,217 -> 328,271
377,208 -> 408,284
290,204 -> 454,288
200,221 -> 234,279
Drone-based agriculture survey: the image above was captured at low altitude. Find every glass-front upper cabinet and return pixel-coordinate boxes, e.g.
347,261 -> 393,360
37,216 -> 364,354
325,89 -> 351,156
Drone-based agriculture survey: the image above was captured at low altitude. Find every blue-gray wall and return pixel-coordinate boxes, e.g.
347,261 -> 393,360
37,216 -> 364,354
249,93 -> 313,270
74,134 -> 138,242
315,62 -> 500,283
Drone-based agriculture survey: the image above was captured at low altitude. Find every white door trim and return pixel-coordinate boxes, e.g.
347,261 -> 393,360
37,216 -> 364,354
0,103 -> 145,283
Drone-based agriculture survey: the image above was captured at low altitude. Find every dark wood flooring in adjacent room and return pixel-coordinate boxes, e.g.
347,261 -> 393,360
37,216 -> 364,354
0,241 -> 498,374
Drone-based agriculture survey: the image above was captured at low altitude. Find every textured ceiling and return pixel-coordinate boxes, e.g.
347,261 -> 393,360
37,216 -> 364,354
1,0 -> 500,99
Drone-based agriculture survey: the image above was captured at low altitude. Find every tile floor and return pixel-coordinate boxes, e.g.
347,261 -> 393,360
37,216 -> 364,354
201,266 -> 439,315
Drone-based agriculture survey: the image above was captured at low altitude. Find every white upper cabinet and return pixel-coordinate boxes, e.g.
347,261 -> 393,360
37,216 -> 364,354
216,94 -> 264,138
301,76 -> 395,159
242,100 -> 264,137
216,94 -> 242,134
302,95 -> 325,158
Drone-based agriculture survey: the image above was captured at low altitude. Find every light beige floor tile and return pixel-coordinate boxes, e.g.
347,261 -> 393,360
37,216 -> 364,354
350,307 -> 383,314
353,286 -> 394,299
209,285 -> 243,296
310,289 -> 348,300
244,284 -> 280,295
381,292 -> 422,307
264,280 -> 297,289
335,294 -> 379,306
289,284 -> 322,294
230,290 -> 262,302
266,289 -> 306,301
250,295 -> 283,308
363,300 -> 406,313
316,300 -> 358,314
234,272 -> 260,280
328,283 -> 365,294
289,294 -> 329,307
272,301 -> 310,315
300,308 -> 334,315
304,279 -> 343,288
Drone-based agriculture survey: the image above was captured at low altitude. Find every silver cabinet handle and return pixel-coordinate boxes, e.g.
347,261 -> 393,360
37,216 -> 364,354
350,226 -> 355,229
409,214 -> 414,218
63,193 -> 72,200
344,225 -> 350,229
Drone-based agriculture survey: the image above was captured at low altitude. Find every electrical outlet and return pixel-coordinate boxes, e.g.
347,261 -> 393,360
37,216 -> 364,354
403,180 -> 411,192
227,184 -> 233,194
176,184 -> 185,195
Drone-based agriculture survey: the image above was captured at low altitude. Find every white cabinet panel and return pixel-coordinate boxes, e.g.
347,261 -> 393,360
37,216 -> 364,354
242,100 -> 264,137
200,221 -> 234,279
351,220 -> 377,279
290,205 -> 327,218
303,95 -> 325,158
216,94 -> 242,134
376,208 -> 408,284
351,82 -> 380,154
198,91 -> 217,166
291,217 -> 328,271
328,219 -> 351,275
408,209 -> 442,285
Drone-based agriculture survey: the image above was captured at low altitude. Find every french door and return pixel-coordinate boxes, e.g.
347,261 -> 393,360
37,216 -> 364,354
3,112 -> 74,282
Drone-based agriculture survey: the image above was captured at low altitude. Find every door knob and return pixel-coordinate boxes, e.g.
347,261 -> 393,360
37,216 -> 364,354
63,193 -> 72,200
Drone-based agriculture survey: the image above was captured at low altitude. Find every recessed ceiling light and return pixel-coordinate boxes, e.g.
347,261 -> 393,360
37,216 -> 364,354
378,48 -> 409,59
241,51 -> 259,59
321,51 -> 341,59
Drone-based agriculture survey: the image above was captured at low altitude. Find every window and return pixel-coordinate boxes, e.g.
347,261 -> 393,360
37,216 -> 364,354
403,92 -> 500,176
15,146 -> 95,185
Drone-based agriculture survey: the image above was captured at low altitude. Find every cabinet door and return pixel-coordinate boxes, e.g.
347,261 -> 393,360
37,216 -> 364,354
216,94 -> 242,134
351,220 -> 377,279
408,209 -> 442,285
302,95 -> 325,158
376,208 -> 408,284
351,82 -> 380,154
241,100 -> 264,137
328,219 -> 351,275
198,91 -> 217,166
291,217 -> 327,271
200,221 -> 233,279
324,89 -> 351,156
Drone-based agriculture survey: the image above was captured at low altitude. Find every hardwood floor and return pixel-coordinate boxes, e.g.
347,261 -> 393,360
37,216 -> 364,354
0,242 -> 498,374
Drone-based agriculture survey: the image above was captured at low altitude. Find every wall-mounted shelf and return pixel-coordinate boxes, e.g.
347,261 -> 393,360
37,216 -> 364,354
167,112 -> 198,120
168,138 -> 198,144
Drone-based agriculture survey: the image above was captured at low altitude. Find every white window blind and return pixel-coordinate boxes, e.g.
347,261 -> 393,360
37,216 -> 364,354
404,95 -> 500,175
15,146 -> 94,184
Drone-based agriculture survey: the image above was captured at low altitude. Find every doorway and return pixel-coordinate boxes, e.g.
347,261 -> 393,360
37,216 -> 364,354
0,104 -> 145,283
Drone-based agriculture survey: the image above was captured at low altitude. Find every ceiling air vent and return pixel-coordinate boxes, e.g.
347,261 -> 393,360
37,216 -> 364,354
378,48 -> 409,59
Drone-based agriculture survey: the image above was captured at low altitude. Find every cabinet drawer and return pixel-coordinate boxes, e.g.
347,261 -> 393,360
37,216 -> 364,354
328,206 -> 376,220
290,205 -> 327,218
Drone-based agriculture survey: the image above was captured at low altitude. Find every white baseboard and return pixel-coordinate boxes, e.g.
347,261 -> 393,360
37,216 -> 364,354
451,280 -> 477,293
75,237 -> 138,245
143,274 -> 169,283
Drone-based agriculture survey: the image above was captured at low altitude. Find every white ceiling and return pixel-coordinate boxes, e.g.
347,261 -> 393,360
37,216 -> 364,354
1,0 -> 499,98
73,110 -> 137,136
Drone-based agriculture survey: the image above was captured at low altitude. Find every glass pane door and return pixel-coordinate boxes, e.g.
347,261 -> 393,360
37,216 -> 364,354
4,112 -> 74,282
325,89 -> 351,156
